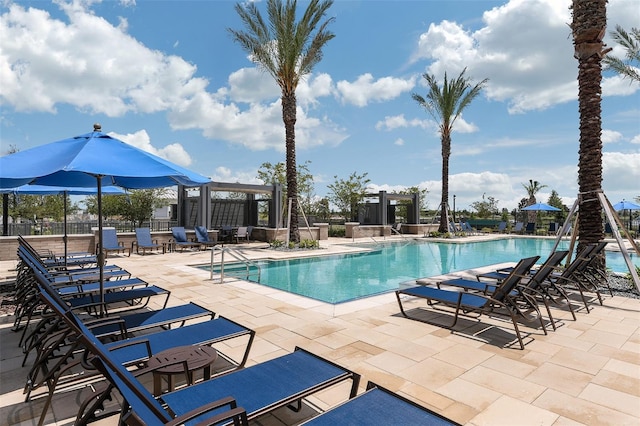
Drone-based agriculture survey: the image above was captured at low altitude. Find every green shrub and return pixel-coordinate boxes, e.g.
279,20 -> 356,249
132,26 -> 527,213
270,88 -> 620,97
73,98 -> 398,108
299,239 -> 319,249
270,239 -> 284,248
329,226 -> 345,237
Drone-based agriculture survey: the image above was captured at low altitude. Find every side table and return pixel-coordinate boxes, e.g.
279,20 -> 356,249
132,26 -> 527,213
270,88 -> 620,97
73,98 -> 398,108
147,345 -> 218,396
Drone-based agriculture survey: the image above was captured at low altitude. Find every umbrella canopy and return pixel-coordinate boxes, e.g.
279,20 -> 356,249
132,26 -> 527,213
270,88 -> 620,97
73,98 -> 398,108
1,184 -> 126,195
0,124 -> 210,315
0,126 -> 208,189
613,200 -> 640,211
522,202 -> 560,211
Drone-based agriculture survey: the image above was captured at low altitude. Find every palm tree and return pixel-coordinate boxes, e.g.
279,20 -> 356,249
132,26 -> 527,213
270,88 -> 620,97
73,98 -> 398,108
570,0 -> 609,260
522,179 -> 547,223
229,0 -> 335,243
602,25 -> 640,83
412,69 -> 488,233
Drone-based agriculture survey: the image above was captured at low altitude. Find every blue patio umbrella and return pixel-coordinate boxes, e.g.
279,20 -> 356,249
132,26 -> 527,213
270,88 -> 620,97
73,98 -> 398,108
0,124 -> 211,315
1,184 -> 127,263
521,202 -> 561,211
613,200 -> 640,230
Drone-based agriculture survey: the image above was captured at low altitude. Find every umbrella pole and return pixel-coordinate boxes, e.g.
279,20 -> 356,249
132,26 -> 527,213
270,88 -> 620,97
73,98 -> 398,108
97,178 -> 105,317
63,191 -> 68,266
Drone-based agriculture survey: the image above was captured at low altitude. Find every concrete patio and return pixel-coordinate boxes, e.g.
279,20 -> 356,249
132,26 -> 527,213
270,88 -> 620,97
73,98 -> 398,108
1,236 -> 638,425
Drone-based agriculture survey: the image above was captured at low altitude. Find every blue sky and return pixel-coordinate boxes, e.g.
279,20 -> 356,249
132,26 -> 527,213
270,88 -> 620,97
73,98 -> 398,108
1,0 -> 639,212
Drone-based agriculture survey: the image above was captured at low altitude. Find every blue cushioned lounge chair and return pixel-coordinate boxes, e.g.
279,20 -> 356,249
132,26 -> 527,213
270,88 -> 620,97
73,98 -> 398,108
194,225 -> 218,249
301,381 -> 461,426
101,228 -> 131,257
133,228 -> 165,255
77,317 -> 358,426
470,250 -> 573,330
31,276 -> 255,426
396,256 -> 541,349
171,227 -> 201,251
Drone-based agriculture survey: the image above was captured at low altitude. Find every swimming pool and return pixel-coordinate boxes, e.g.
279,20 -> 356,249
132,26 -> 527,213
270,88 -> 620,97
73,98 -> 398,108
207,239 -> 639,304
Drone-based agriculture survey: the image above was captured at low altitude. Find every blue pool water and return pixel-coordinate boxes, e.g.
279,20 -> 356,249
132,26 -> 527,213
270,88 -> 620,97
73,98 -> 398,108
211,239 -> 639,304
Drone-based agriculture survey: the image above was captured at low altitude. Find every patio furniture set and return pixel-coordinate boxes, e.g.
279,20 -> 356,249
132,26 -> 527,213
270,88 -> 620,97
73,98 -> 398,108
10,236 -> 460,425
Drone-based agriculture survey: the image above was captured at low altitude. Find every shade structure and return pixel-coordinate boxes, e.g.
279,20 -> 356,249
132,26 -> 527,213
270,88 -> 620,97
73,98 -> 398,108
1,185 -> 127,262
521,202 -> 560,211
0,124 -> 211,315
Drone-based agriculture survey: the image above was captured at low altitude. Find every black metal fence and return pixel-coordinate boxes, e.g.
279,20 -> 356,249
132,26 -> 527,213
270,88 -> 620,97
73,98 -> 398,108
3,220 -> 178,236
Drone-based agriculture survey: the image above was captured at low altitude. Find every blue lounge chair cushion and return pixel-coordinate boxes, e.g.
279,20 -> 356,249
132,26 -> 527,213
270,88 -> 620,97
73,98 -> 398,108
89,302 -> 213,338
399,286 -> 488,309
106,317 -> 251,365
160,348 -> 355,425
56,277 -> 147,297
65,285 -> 169,309
302,384 -> 459,425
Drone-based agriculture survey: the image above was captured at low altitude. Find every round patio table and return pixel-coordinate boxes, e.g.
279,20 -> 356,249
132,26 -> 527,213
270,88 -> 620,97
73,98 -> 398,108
147,345 -> 217,396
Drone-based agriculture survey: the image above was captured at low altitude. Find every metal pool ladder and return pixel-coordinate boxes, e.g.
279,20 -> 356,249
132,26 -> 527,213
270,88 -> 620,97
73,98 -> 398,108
209,245 -> 261,283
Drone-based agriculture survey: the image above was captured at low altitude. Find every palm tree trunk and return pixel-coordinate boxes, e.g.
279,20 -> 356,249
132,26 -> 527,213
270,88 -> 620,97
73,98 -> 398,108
440,133 -> 451,233
282,92 -> 300,243
572,0 -> 607,266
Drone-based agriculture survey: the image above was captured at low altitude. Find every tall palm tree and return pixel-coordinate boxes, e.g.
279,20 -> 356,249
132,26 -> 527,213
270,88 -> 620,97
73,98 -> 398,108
571,0 -> 609,260
603,25 -> 640,83
522,179 -> 547,223
229,0 -> 335,243
412,69 -> 488,233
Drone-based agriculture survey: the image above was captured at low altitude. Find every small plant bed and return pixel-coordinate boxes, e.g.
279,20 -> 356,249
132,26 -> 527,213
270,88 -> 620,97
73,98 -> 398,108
268,239 -> 322,251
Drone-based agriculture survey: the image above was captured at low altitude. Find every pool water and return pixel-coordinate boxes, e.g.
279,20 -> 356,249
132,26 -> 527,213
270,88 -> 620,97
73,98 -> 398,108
208,239 -> 639,304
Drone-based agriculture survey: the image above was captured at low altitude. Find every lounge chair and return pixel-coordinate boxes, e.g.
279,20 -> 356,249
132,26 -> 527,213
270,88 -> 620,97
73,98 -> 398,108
170,227 -> 201,251
461,222 -> 478,235
513,222 -> 524,234
219,225 -> 234,243
194,225 -> 218,249
547,222 -> 559,235
301,381 -> 460,425
133,228 -> 165,255
100,228 -> 130,257
29,278 -> 255,425
475,250 -> 573,329
525,222 -> 536,234
76,313 -> 358,426
235,226 -> 250,243
545,242 -> 610,310
396,256 -> 541,349
496,221 -> 507,233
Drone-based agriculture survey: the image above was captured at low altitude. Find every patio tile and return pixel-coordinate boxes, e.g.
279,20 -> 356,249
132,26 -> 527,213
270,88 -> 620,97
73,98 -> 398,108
549,347 -> 610,375
534,388 -> 639,425
460,365 -> 546,403
436,377 -> 502,411
469,395 -> 559,425
525,362 -> 593,396
3,238 -> 640,425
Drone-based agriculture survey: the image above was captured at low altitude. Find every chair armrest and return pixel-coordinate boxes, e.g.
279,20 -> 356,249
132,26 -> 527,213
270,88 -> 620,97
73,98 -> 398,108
166,397 -> 248,426
108,338 -> 152,359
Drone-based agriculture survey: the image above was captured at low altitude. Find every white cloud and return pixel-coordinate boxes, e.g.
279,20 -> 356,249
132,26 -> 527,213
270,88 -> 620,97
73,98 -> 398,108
109,129 -> 193,167
631,135 -> 640,145
336,73 -> 416,107
394,138 -> 405,146
602,129 -> 623,145
411,0 -> 639,113
603,152 -> 640,197
209,166 -> 262,185
375,114 -> 430,131
0,2 -> 208,116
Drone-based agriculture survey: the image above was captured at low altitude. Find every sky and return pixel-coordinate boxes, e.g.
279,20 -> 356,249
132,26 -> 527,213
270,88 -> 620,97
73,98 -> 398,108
1,0 -> 639,214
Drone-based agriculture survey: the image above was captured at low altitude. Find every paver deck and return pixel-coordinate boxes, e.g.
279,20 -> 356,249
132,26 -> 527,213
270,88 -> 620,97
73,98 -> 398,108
1,236 -> 638,425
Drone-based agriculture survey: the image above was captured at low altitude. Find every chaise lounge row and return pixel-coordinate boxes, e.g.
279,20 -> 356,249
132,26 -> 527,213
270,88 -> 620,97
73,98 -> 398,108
396,242 -> 610,349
